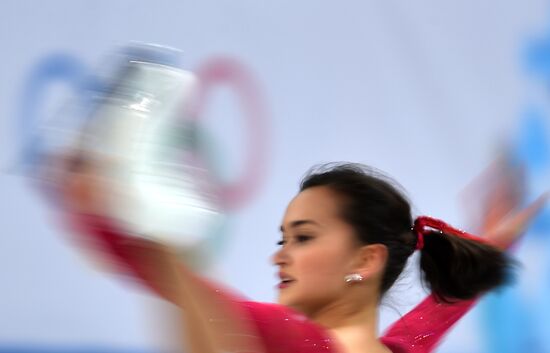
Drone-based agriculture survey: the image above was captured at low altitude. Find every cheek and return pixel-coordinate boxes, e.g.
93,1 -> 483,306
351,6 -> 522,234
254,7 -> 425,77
277,243 -> 354,308
296,244 -> 351,288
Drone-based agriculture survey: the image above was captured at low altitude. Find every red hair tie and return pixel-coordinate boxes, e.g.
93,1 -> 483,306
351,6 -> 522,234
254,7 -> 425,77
412,216 -> 489,251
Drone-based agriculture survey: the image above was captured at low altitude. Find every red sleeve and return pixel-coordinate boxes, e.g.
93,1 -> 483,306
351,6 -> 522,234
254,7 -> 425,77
381,295 -> 477,353
64,212 -> 171,296
237,301 -> 337,353
68,212 -> 485,353
66,212 -> 339,353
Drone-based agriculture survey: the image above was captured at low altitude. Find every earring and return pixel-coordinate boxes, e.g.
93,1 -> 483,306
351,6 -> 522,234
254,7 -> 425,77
344,273 -> 364,283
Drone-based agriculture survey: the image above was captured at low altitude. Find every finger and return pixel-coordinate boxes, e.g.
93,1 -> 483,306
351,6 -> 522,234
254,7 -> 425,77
479,161 -> 526,234
484,192 -> 549,249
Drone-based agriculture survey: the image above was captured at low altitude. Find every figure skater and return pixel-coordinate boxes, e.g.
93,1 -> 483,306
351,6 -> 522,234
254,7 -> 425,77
60,160 -> 548,353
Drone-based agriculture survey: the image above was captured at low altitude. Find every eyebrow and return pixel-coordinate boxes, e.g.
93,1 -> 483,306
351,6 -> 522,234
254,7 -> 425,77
279,220 -> 321,232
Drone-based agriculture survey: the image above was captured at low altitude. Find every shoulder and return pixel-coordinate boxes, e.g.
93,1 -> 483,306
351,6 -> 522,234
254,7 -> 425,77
239,301 -> 337,353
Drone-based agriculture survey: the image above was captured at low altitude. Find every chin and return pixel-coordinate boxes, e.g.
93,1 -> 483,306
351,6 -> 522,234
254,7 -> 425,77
276,293 -> 289,305
278,297 -> 304,314
277,293 -> 295,307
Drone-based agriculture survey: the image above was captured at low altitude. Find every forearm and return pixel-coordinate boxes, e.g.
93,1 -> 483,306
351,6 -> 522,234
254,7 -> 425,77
69,213 -> 263,353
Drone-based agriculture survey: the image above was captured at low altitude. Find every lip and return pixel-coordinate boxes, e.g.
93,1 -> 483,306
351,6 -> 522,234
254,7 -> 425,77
277,271 -> 295,289
277,280 -> 295,289
278,271 -> 292,279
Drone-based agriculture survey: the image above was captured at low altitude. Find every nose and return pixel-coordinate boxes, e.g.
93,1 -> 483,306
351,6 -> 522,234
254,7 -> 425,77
271,246 -> 289,267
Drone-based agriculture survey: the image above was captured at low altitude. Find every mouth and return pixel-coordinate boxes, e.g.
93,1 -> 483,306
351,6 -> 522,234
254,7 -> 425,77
278,279 -> 296,289
277,273 -> 295,289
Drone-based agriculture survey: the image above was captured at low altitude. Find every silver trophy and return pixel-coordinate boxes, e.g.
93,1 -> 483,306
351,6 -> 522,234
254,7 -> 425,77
74,44 -> 225,252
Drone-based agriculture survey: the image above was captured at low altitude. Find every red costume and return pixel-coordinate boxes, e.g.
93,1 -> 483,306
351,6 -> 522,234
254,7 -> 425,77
70,213 -> 478,353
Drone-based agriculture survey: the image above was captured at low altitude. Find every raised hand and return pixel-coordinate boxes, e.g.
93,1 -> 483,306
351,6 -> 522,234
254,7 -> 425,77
465,155 -> 548,250
484,192 -> 548,250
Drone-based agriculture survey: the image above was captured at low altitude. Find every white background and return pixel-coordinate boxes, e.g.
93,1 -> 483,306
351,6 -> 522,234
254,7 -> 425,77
1,1 -> 549,352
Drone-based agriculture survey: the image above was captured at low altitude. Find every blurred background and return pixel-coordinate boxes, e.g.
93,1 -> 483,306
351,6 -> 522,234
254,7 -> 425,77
1,1 -> 550,352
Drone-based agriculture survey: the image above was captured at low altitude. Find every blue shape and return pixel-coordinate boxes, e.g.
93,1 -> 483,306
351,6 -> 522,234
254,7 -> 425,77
482,43 -> 550,351
529,207 -> 550,235
481,288 -> 533,353
525,34 -> 550,81
17,53 -> 103,172
514,108 -> 549,173
512,107 -> 550,237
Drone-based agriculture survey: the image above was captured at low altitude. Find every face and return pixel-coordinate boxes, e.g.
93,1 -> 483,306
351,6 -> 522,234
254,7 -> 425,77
272,186 -> 362,315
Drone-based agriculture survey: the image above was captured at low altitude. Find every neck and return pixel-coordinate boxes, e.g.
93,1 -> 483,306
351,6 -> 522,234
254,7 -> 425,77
310,297 -> 378,332
307,292 -> 389,353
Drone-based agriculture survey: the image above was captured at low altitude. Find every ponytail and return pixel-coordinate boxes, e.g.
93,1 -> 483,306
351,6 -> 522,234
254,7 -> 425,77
414,216 -> 514,302
298,163 -> 515,301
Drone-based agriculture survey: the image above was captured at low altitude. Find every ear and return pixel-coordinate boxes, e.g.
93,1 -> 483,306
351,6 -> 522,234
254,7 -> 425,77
352,244 -> 388,280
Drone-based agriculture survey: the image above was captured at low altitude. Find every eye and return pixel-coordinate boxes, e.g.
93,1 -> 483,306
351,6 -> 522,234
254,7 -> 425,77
276,235 -> 313,247
296,235 -> 313,243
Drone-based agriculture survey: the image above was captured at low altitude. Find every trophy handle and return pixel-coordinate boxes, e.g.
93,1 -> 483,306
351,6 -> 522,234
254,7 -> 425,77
189,57 -> 269,210
18,54 -> 93,170
17,53 -> 105,207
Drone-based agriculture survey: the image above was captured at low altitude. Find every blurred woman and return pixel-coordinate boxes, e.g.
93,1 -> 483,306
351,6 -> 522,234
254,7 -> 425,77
61,160 -> 547,353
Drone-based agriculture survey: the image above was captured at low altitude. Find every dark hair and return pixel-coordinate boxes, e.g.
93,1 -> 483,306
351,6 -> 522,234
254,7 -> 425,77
300,162 -> 513,301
